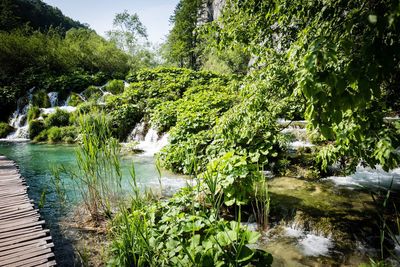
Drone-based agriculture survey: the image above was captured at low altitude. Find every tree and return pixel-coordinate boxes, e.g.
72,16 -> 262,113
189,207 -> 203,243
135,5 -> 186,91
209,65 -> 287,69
107,10 -> 156,70
163,0 -> 202,69
212,0 -> 400,171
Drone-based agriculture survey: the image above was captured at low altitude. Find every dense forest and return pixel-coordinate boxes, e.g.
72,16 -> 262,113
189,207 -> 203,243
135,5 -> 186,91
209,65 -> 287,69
0,0 -> 399,266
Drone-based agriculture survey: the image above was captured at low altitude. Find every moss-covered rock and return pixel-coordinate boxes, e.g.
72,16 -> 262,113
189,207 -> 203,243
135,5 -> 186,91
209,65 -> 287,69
29,119 -> 45,139
0,122 -> 13,138
32,90 -> 50,108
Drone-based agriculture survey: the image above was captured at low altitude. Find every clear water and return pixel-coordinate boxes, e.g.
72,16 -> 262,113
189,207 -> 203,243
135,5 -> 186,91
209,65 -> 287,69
0,142 -> 187,265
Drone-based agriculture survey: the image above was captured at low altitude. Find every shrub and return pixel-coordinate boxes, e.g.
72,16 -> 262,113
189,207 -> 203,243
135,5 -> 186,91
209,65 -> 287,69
0,122 -> 13,138
32,90 -> 50,108
109,103 -> 143,140
27,106 -> 41,122
29,120 -> 45,139
106,79 -> 124,94
67,93 -> 84,107
45,108 -> 70,127
47,126 -> 77,143
81,86 -> 101,101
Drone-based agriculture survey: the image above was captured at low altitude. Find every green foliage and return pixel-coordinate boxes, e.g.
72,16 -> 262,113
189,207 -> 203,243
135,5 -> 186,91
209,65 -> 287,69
81,85 -> 101,101
32,90 -> 50,108
0,0 -> 85,32
27,106 -> 40,122
33,125 -> 77,143
0,86 -> 18,121
157,66 -> 293,176
104,67 -> 231,140
106,79 -> 124,94
0,26 -> 130,119
47,126 -> 76,143
28,119 -> 45,139
108,186 -> 273,267
0,122 -> 13,138
163,0 -> 202,68
67,93 -> 84,107
107,100 -> 143,140
212,0 -> 400,171
74,112 -> 122,221
45,108 -> 70,127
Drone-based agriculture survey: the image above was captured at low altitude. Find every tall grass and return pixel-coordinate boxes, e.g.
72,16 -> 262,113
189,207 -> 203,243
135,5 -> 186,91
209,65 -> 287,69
252,174 -> 271,231
73,112 -> 122,222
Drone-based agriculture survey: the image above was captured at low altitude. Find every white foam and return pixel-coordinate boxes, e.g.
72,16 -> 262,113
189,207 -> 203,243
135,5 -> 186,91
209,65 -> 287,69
299,234 -> 332,256
284,226 -> 332,256
290,141 -> 314,148
284,226 -> 303,238
40,106 -> 77,115
327,166 -> 400,190
128,122 -> 169,157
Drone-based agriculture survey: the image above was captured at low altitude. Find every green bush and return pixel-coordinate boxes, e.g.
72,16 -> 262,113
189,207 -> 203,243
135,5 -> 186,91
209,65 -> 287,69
46,126 -> 77,143
45,108 -> 70,127
108,103 -> 143,140
81,86 -> 101,101
0,122 -> 13,138
106,79 -> 124,94
32,90 -> 50,108
28,120 -> 45,139
67,93 -> 84,107
27,106 -> 41,122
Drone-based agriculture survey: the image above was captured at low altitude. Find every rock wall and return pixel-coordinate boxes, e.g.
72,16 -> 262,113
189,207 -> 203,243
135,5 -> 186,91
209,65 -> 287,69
197,0 -> 226,25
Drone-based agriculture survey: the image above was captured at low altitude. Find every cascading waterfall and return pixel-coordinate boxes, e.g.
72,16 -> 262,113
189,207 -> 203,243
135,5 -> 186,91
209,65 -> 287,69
5,88 -> 35,140
127,121 -> 169,156
4,88 -> 78,140
47,92 -> 59,107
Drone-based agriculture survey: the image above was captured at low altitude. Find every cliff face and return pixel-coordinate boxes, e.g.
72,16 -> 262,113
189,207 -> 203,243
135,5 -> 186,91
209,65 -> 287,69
197,0 -> 226,25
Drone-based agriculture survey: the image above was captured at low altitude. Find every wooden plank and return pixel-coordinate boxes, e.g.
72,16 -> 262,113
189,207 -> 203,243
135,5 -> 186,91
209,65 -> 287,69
0,249 -> 53,266
0,245 -> 52,263
0,156 -> 55,266
0,225 -> 42,239
0,242 -> 53,257
0,237 -> 52,253
7,252 -> 55,267
0,220 -> 45,234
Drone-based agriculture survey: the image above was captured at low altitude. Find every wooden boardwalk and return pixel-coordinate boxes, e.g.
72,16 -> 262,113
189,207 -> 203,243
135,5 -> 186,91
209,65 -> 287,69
0,155 -> 56,267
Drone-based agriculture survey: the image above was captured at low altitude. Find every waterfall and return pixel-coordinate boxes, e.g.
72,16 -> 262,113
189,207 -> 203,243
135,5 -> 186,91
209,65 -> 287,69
4,88 -> 35,141
127,122 -> 169,156
47,92 -> 59,107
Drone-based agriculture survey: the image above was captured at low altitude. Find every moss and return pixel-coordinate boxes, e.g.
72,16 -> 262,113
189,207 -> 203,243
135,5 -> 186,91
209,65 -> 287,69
32,90 -> 50,108
0,122 -> 13,138
27,106 -> 41,122
29,120 -> 45,139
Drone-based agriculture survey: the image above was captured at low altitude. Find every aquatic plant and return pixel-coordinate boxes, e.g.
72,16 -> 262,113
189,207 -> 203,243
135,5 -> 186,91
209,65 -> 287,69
72,111 -> 122,222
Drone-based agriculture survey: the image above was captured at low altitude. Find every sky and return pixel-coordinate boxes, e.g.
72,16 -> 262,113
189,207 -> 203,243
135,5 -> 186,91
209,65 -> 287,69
42,0 -> 179,44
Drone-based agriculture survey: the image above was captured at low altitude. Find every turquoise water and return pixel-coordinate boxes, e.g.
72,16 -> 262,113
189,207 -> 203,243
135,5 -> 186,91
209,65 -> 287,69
0,142 -> 187,265
0,142 -> 186,206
